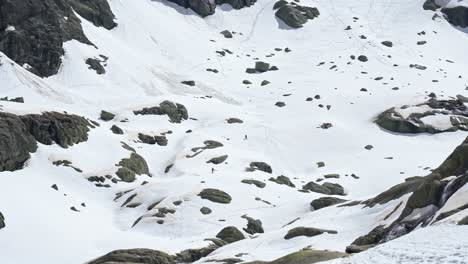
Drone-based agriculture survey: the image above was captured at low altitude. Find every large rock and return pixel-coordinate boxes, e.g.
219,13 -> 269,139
88,248 -> 174,264
68,0 -> 117,29
0,112 -> 38,171
216,226 -> 245,243
20,112 -> 91,148
284,227 -> 337,240
134,101 -> 188,123
242,215 -> 264,235
198,188 -> 232,204
275,4 -> 320,28
116,153 -> 150,182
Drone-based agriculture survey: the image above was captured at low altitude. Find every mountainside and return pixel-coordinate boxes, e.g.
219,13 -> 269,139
0,0 -> 467,263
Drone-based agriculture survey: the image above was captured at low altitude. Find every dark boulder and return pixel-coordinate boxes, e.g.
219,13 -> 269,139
116,153 -> 150,182
284,227 -> 337,240
310,197 -> 347,210
86,58 -> 106,75
167,0 -> 216,17
244,249 -> 347,264
138,133 -> 168,146
134,101 -> 188,123
100,110 -> 115,121
241,179 -> 266,188
207,155 -> 228,164
216,0 -> 257,10
242,215 -> 264,235
20,112 -> 91,148
216,226 -> 245,243
199,188 -> 232,204
110,125 -> 124,134
68,0 -> 117,29
248,162 -> 272,174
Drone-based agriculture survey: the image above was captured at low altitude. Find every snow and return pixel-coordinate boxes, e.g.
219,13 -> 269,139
0,0 -> 467,263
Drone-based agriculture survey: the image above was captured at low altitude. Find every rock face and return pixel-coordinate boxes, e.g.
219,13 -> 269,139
0,0 -> 116,77
116,153 -> 150,182
310,197 -> 347,210
88,248 -> 175,264
375,97 -> 468,134
275,3 -> 320,28
20,112 -> 91,148
348,137 -> 468,251
134,101 -> 189,123
442,6 -> 468,28
302,181 -> 346,196
0,113 -> 38,171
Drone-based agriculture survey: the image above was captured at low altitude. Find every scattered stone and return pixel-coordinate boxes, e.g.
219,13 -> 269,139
381,41 -> 393,47
227,118 -> 243,124
181,80 -> 196,86
357,55 -> 368,62
261,80 -> 270,86
275,102 -> 286,107
255,61 -> 270,73
86,58 -> 105,74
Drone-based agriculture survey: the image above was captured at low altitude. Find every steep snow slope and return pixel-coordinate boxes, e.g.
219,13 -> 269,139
0,0 -> 467,263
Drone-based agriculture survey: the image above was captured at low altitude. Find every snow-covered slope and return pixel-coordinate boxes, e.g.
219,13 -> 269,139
0,0 -> 467,263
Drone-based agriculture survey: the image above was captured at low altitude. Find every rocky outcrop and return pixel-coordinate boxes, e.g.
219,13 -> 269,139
284,227 -> 337,240
0,211 -> 5,230
302,181 -> 346,196
242,215 -> 264,235
348,137 -> 468,252
442,6 -> 468,28
216,226 -> 245,243
134,101 -> 189,123
20,112 -> 91,148
375,96 -> 468,134
0,112 -> 38,171
275,3 -> 320,28
1,111 -> 92,172
68,0 -> 117,30
245,249 -> 347,264
88,248 -> 175,264
0,0 -> 116,77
